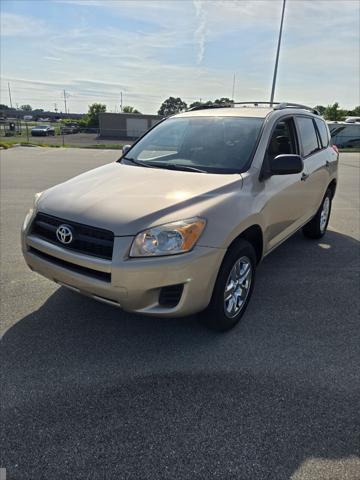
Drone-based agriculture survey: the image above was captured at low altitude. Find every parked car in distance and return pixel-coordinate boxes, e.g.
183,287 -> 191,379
328,121 -> 360,148
31,125 -> 55,136
60,123 -> 80,134
22,102 -> 338,331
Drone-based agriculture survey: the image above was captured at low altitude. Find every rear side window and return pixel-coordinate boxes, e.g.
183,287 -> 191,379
315,118 -> 329,147
296,117 -> 319,157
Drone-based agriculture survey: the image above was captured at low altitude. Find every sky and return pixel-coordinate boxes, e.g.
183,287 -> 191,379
0,0 -> 359,114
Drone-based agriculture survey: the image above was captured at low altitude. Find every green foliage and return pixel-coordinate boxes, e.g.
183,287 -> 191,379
316,103 -> 360,120
189,98 -> 234,109
77,116 -> 90,128
87,103 -> 106,127
314,105 -> 326,115
20,104 -> 33,112
347,106 -> 360,116
158,97 -> 187,116
0,104 -> 10,110
323,103 -> 347,121
189,100 -> 212,109
122,106 -> 141,114
61,118 -> 79,124
214,97 -> 234,105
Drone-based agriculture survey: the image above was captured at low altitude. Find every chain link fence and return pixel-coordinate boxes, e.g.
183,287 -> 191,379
0,121 -> 128,150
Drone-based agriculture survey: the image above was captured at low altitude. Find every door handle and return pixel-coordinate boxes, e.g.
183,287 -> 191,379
301,172 -> 309,181
325,160 -> 330,168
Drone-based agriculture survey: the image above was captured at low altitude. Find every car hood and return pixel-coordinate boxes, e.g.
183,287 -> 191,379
38,162 -> 243,236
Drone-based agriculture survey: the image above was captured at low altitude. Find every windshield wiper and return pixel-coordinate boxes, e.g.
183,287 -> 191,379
122,157 -> 156,168
122,157 -> 207,173
146,163 -> 208,173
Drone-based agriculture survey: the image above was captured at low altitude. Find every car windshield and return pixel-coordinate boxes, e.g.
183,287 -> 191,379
36,125 -> 48,129
122,116 -> 264,173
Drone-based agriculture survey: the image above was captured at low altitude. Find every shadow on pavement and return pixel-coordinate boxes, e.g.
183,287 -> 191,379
1,230 -> 359,479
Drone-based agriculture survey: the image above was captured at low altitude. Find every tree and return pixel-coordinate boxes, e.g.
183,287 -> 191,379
314,105 -> 326,116
189,98 -> 233,109
87,103 -> 106,126
158,97 -> 187,116
20,104 -> 32,112
323,102 -> 346,121
189,100 -> 212,109
214,97 -> 234,105
347,106 -> 360,116
0,104 -> 10,110
122,106 -> 141,114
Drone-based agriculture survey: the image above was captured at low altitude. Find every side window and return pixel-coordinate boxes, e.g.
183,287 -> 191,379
315,118 -> 329,148
267,118 -> 297,159
296,117 -> 320,157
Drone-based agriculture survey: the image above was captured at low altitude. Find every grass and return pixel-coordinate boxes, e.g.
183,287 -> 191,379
338,148 -> 360,153
0,139 -> 123,150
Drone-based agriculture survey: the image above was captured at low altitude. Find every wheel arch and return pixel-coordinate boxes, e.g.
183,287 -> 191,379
228,224 -> 263,264
328,178 -> 337,198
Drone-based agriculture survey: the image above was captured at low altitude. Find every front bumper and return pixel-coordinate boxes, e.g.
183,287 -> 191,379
21,211 -> 225,317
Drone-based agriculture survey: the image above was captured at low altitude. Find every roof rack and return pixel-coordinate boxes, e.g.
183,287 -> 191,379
273,102 -> 320,115
188,101 -> 319,115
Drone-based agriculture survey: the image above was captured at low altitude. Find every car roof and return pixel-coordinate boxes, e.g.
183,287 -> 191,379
173,102 -> 320,120
174,107 -> 322,120
175,107 -> 272,119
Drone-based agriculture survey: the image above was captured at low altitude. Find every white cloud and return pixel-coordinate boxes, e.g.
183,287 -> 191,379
43,56 -> 62,62
0,13 -> 48,37
1,0 -> 358,112
193,0 -> 207,63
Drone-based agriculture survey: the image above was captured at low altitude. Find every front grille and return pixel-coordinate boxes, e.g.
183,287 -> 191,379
30,212 -> 114,260
29,247 -> 111,282
159,284 -> 184,308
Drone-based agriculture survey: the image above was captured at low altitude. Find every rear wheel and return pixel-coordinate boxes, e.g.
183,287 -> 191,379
302,188 -> 332,239
200,239 -> 256,331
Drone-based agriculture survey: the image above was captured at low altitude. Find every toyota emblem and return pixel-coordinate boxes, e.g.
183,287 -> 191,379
56,224 -> 73,244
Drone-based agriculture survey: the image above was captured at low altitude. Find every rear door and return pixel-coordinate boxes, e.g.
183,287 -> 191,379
294,116 -> 330,217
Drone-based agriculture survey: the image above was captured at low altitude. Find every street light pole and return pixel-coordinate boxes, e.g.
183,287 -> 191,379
8,82 -> 13,108
270,0 -> 286,106
63,90 -> 67,116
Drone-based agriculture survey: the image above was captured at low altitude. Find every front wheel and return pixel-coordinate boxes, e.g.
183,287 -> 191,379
200,239 -> 256,331
302,189 -> 332,239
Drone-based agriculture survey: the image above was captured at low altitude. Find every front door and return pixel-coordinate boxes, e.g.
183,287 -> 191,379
260,116 -> 311,252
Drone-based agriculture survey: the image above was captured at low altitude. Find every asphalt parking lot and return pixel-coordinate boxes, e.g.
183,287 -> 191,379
1,148 -> 359,480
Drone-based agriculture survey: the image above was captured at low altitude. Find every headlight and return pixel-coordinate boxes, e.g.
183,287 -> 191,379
23,192 -> 43,230
130,217 -> 206,257
33,191 -> 43,208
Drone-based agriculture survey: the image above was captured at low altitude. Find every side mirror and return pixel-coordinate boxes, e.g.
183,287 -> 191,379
270,154 -> 303,175
122,144 -> 131,156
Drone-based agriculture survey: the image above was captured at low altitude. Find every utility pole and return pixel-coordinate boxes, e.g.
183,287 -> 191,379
63,90 -> 68,115
270,0 -> 286,106
120,92 -> 123,112
231,73 -> 236,100
54,103 -> 58,113
8,82 -> 13,108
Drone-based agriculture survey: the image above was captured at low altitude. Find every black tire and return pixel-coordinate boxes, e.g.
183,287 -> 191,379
302,188 -> 332,239
200,239 -> 257,331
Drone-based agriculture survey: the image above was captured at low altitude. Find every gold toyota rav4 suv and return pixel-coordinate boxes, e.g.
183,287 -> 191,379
22,102 -> 338,331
